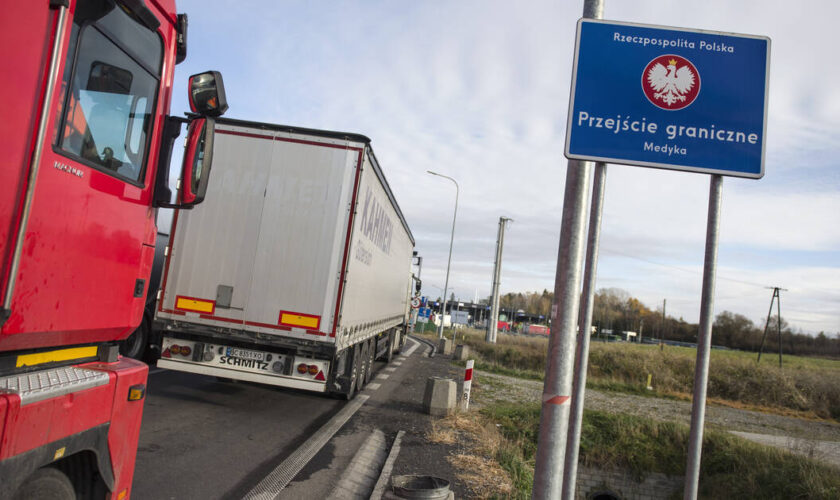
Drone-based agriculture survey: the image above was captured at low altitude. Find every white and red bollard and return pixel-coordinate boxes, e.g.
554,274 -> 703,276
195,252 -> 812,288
461,359 -> 474,410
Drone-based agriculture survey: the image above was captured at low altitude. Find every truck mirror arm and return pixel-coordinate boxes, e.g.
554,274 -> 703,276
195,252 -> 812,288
153,116 -> 188,209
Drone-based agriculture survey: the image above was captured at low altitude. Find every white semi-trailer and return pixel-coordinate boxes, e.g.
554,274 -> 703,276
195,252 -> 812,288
154,117 -> 415,398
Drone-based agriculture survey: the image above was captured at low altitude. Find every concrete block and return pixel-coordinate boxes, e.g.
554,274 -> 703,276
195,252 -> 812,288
438,338 -> 453,355
423,377 -> 457,417
453,344 -> 471,360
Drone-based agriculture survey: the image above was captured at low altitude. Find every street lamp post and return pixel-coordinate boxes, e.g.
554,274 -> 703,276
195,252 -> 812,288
427,171 -> 458,340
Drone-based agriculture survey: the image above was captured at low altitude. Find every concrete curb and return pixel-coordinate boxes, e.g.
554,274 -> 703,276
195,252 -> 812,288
370,430 -> 406,500
331,429 -> 388,499
409,335 -> 437,357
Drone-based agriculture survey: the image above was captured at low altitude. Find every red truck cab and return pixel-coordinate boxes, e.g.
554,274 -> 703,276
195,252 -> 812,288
0,0 -> 226,497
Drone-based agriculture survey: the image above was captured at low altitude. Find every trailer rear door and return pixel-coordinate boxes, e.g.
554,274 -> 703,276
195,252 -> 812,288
159,125 -> 272,327
242,131 -> 361,338
158,124 -> 364,341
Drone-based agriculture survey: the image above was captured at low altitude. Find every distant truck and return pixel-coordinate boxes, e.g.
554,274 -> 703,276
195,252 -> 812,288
153,118 -> 415,398
523,324 -> 549,336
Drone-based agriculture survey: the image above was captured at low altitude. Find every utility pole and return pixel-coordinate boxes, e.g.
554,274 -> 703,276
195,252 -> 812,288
757,286 -> 786,367
660,298 -> 666,350
487,217 -> 512,343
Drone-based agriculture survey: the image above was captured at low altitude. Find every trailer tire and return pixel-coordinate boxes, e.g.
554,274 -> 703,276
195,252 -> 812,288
13,467 -> 75,500
363,338 -> 375,385
341,345 -> 359,400
355,342 -> 368,393
384,331 -> 394,363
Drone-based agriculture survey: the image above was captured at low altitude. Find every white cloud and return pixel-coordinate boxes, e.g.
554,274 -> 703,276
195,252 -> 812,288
177,0 -> 840,333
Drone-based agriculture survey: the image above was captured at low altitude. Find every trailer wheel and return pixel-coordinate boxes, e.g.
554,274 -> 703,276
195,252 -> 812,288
355,341 -> 368,393
342,345 -> 359,400
384,331 -> 395,363
13,467 -> 75,500
363,338 -> 375,385
120,311 -> 150,360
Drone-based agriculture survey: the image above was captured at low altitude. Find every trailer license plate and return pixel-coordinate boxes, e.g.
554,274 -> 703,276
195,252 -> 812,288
225,347 -> 265,361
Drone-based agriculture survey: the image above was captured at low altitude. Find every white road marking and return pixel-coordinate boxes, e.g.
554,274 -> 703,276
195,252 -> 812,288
384,367 -> 397,373
367,383 -> 381,391
401,339 -> 419,357
242,395 -> 370,499
376,374 -> 390,381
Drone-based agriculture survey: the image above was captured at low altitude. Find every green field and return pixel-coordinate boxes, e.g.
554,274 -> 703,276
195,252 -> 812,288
421,328 -> 840,420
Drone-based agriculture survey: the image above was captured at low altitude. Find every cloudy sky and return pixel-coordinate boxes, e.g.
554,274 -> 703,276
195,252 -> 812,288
171,0 -> 839,334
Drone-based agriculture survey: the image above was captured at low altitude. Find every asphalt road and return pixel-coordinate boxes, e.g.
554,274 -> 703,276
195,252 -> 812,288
131,338 -> 430,500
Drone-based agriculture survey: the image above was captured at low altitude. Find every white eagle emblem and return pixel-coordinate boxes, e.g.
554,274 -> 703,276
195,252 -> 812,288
647,58 -> 696,106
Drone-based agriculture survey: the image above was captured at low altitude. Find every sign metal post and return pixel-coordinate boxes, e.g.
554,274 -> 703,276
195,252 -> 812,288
531,6 -> 770,499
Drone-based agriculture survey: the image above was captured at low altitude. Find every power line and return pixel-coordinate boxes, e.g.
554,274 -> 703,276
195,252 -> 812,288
600,246 -> 769,289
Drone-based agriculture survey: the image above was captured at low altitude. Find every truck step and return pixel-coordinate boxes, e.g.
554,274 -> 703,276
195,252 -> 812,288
0,366 -> 109,405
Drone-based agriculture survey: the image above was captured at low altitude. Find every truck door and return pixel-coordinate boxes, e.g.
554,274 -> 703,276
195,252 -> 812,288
1,3 -> 171,347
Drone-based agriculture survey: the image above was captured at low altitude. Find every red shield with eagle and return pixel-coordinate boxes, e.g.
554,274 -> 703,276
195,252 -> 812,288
642,54 -> 701,111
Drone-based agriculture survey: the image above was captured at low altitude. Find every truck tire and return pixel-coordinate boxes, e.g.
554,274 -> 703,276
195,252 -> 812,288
120,312 -> 150,360
13,467 -> 75,500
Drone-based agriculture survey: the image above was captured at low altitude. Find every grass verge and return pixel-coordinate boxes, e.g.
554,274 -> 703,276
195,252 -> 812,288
482,402 -> 840,499
431,328 -> 840,421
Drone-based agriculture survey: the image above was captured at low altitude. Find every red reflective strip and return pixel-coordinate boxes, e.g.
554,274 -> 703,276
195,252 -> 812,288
331,149 -> 365,337
246,320 -> 287,330
200,314 -> 242,325
158,209 -> 181,313
464,368 -> 473,381
306,329 -> 326,336
545,395 -> 570,405
217,129 -> 365,152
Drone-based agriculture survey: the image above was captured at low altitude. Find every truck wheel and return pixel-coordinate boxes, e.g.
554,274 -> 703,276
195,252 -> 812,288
355,342 -> 368,393
120,312 -> 150,360
13,467 -> 75,500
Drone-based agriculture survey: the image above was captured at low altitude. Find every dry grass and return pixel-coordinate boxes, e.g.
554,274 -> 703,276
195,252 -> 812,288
485,402 -> 840,499
435,328 -> 840,421
426,412 -> 513,498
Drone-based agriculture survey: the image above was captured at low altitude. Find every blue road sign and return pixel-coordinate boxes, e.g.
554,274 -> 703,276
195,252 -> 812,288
565,19 -> 770,178
418,307 -> 432,318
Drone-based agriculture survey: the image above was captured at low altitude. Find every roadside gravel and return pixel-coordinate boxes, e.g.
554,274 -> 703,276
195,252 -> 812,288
472,369 -> 840,444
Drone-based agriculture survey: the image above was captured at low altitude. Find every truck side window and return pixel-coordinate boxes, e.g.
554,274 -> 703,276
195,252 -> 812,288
56,4 -> 162,184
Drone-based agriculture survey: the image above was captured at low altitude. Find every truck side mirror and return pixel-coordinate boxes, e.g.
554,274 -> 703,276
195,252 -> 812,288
188,71 -> 228,117
179,117 -> 214,206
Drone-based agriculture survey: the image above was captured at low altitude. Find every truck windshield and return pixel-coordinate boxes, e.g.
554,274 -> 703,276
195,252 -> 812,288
57,5 -> 162,184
